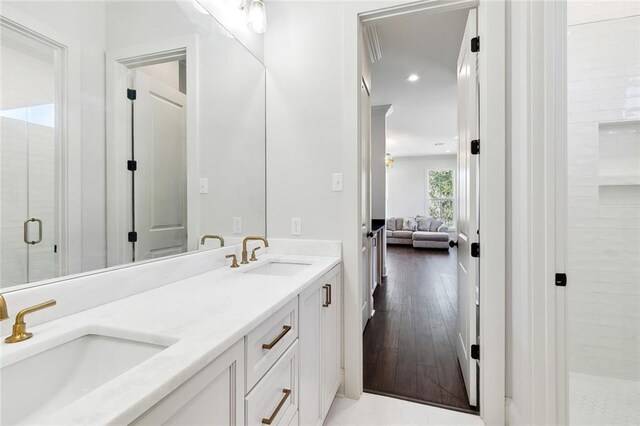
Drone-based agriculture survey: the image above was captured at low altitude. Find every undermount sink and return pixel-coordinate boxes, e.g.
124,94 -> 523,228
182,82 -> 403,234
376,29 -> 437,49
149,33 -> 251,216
245,261 -> 311,277
0,334 -> 168,425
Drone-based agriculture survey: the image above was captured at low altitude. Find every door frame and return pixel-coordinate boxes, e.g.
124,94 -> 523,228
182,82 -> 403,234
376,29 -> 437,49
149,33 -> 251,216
0,7 -> 82,279
349,0 -> 506,423
106,36 -> 199,267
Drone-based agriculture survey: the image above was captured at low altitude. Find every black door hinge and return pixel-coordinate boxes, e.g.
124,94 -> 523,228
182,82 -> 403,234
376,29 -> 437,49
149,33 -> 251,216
471,344 -> 480,360
128,231 -> 138,243
471,139 -> 480,155
127,160 -> 137,171
54,244 -> 57,253
555,273 -> 567,287
471,242 -> 480,258
127,88 -> 137,100
471,36 -> 480,53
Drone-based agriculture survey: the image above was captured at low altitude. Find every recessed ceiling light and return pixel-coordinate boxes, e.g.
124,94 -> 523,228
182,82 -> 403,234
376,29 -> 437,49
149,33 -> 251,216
407,74 -> 419,82
454,136 -> 459,140
446,150 -> 451,153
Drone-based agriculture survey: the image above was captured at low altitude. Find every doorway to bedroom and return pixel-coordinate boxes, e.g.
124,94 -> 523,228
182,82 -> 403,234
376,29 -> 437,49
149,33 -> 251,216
361,5 -> 480,414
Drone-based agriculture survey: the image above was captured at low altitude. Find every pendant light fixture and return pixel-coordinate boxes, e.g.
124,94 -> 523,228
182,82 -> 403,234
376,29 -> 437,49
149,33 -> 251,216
247,0 -> 267,34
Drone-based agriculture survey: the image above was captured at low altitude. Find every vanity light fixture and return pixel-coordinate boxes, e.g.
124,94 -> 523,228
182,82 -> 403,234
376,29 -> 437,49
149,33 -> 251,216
407,74 -> 420,82
385,153 -> 394,168
247,0 -> 267,34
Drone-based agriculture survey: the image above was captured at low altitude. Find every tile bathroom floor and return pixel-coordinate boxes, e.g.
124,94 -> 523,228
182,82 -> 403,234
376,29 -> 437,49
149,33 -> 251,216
324,393 -> 483,426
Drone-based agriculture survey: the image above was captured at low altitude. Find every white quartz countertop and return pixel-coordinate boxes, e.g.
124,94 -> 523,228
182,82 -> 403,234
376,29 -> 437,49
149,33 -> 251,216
1,253 -> 340,425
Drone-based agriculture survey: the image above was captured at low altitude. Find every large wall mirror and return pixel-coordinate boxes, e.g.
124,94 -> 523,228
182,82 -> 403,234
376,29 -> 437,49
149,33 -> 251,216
0,0 -> 266,291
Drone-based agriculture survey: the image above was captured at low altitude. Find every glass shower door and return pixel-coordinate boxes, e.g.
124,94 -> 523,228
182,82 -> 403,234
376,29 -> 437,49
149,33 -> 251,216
0,21 -> 60,287
566,2 -> 640,424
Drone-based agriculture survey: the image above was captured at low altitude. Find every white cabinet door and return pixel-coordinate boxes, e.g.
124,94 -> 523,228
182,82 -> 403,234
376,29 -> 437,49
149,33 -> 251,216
133,340 -> 244,425
298,279 -> 323,426
320,268 -> 341,419
299,265 -> 342,426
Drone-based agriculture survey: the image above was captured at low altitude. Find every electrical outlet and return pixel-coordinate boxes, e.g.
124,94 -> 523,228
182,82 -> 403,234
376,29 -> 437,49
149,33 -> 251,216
199,178 -> 209,194
232,217 -> 242,234
291,218 -> 302,235
332,173 -> 343,191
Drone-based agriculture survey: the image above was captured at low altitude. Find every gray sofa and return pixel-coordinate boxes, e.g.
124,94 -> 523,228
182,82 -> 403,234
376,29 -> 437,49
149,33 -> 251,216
386,217 -> 450,249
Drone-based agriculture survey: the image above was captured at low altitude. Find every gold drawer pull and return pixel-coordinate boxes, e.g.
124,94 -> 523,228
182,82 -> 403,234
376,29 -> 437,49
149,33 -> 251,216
323,284 -> 330,307
262,325 -> 291,350
262,388 -> 291,425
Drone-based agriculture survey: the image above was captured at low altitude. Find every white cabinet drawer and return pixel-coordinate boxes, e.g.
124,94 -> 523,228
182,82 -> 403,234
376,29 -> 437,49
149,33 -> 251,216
246,298 -> 298,391
245,341 -> 298,426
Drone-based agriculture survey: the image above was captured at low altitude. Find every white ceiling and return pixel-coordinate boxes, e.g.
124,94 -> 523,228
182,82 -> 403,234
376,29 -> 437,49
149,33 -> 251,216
370,8 -> 470,157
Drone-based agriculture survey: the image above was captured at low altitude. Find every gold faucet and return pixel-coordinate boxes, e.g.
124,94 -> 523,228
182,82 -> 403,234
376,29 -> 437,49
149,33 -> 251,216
250,247 -> 261,261
200,234 -> 225,247
225,254 -> 239,268
241,236 -> 269,264
5,299 -> 56,344
0,294 -> 8,322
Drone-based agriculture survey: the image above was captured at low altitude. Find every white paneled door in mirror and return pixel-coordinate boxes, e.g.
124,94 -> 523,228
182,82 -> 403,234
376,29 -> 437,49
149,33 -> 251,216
0,22 -> 61,287
566,2 -> 640,425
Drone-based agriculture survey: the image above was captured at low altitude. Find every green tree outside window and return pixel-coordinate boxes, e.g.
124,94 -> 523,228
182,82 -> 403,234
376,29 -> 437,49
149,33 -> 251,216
427,170 -> 454,227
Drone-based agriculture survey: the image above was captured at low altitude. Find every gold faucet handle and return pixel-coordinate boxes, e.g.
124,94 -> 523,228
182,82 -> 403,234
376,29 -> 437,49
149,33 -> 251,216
226,254 -> 240,268
250,247 -> 261,261
5,299 -> 56,344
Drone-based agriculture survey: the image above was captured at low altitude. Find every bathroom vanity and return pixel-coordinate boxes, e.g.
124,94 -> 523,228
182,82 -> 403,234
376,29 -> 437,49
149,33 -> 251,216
0,242 -> 342,426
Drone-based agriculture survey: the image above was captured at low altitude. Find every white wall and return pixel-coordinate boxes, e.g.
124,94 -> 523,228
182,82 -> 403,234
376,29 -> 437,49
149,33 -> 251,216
386,155 -> 456,218
264,0 -> 404,399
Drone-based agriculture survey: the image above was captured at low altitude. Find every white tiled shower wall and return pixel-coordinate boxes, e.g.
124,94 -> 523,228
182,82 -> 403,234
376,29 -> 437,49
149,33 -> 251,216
567,1 -> 640,382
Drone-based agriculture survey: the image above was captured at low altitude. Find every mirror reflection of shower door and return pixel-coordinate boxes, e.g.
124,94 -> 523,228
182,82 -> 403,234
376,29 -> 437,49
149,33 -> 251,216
131,68 -> 188,261
0,21 -> 61,287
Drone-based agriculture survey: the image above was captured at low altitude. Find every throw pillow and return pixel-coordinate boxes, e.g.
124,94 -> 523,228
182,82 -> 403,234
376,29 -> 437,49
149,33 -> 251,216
429,220 -> 443,232
417,217 -> 432,231
396,218 -> 404,230
402,218 -> 417,231
386,218 -> 397,231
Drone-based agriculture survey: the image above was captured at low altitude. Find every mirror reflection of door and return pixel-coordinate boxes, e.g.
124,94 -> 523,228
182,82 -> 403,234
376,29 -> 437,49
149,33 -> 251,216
0,20 -> 62,286
130,62 -> 188,262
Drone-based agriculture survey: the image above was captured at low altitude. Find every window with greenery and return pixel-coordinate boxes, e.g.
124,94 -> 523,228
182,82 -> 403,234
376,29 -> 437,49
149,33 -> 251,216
427,169 -> 454,228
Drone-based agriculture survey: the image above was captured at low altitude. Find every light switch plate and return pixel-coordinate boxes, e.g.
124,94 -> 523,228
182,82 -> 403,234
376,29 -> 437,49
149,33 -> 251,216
232,217 -> 242,234
332,173 -> 343,192
291,218 -> 302,235
199,178 -> 209,194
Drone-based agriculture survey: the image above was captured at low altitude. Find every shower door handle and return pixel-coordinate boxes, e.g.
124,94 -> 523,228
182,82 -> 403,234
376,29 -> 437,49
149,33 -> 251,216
23,218 -> 43,245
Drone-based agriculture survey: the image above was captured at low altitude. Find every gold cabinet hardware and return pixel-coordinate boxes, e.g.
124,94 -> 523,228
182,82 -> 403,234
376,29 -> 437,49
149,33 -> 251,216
225,254 -> 239,268
250,247 -> 261,261
323,285 -> 330,307
0,294 -> 8,322
261,325 -> 291,350
200,234 -> 224,247
241,236 -> 269,264
5,299 -> 56,344
323,284 -> 332,307
261,388 -> 291,425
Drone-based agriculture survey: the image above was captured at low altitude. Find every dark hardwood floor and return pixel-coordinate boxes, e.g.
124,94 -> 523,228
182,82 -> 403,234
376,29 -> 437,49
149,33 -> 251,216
363,245 -> 478,413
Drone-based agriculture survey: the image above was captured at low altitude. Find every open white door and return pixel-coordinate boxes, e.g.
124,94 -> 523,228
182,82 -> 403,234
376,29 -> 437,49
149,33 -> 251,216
456,9 -> 479,407
132,69 -> 188,261
360,77 -> 372,332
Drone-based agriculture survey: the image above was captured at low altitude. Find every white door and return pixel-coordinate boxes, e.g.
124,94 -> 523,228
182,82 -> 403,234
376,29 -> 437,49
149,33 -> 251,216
360,78 -> 372,331
456,9 -> 479,407
132,70 -> 188,261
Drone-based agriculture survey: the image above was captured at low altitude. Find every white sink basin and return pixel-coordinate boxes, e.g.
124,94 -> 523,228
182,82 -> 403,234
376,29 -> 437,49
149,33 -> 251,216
245,262 -> 311,277
0,334 -> 168,425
